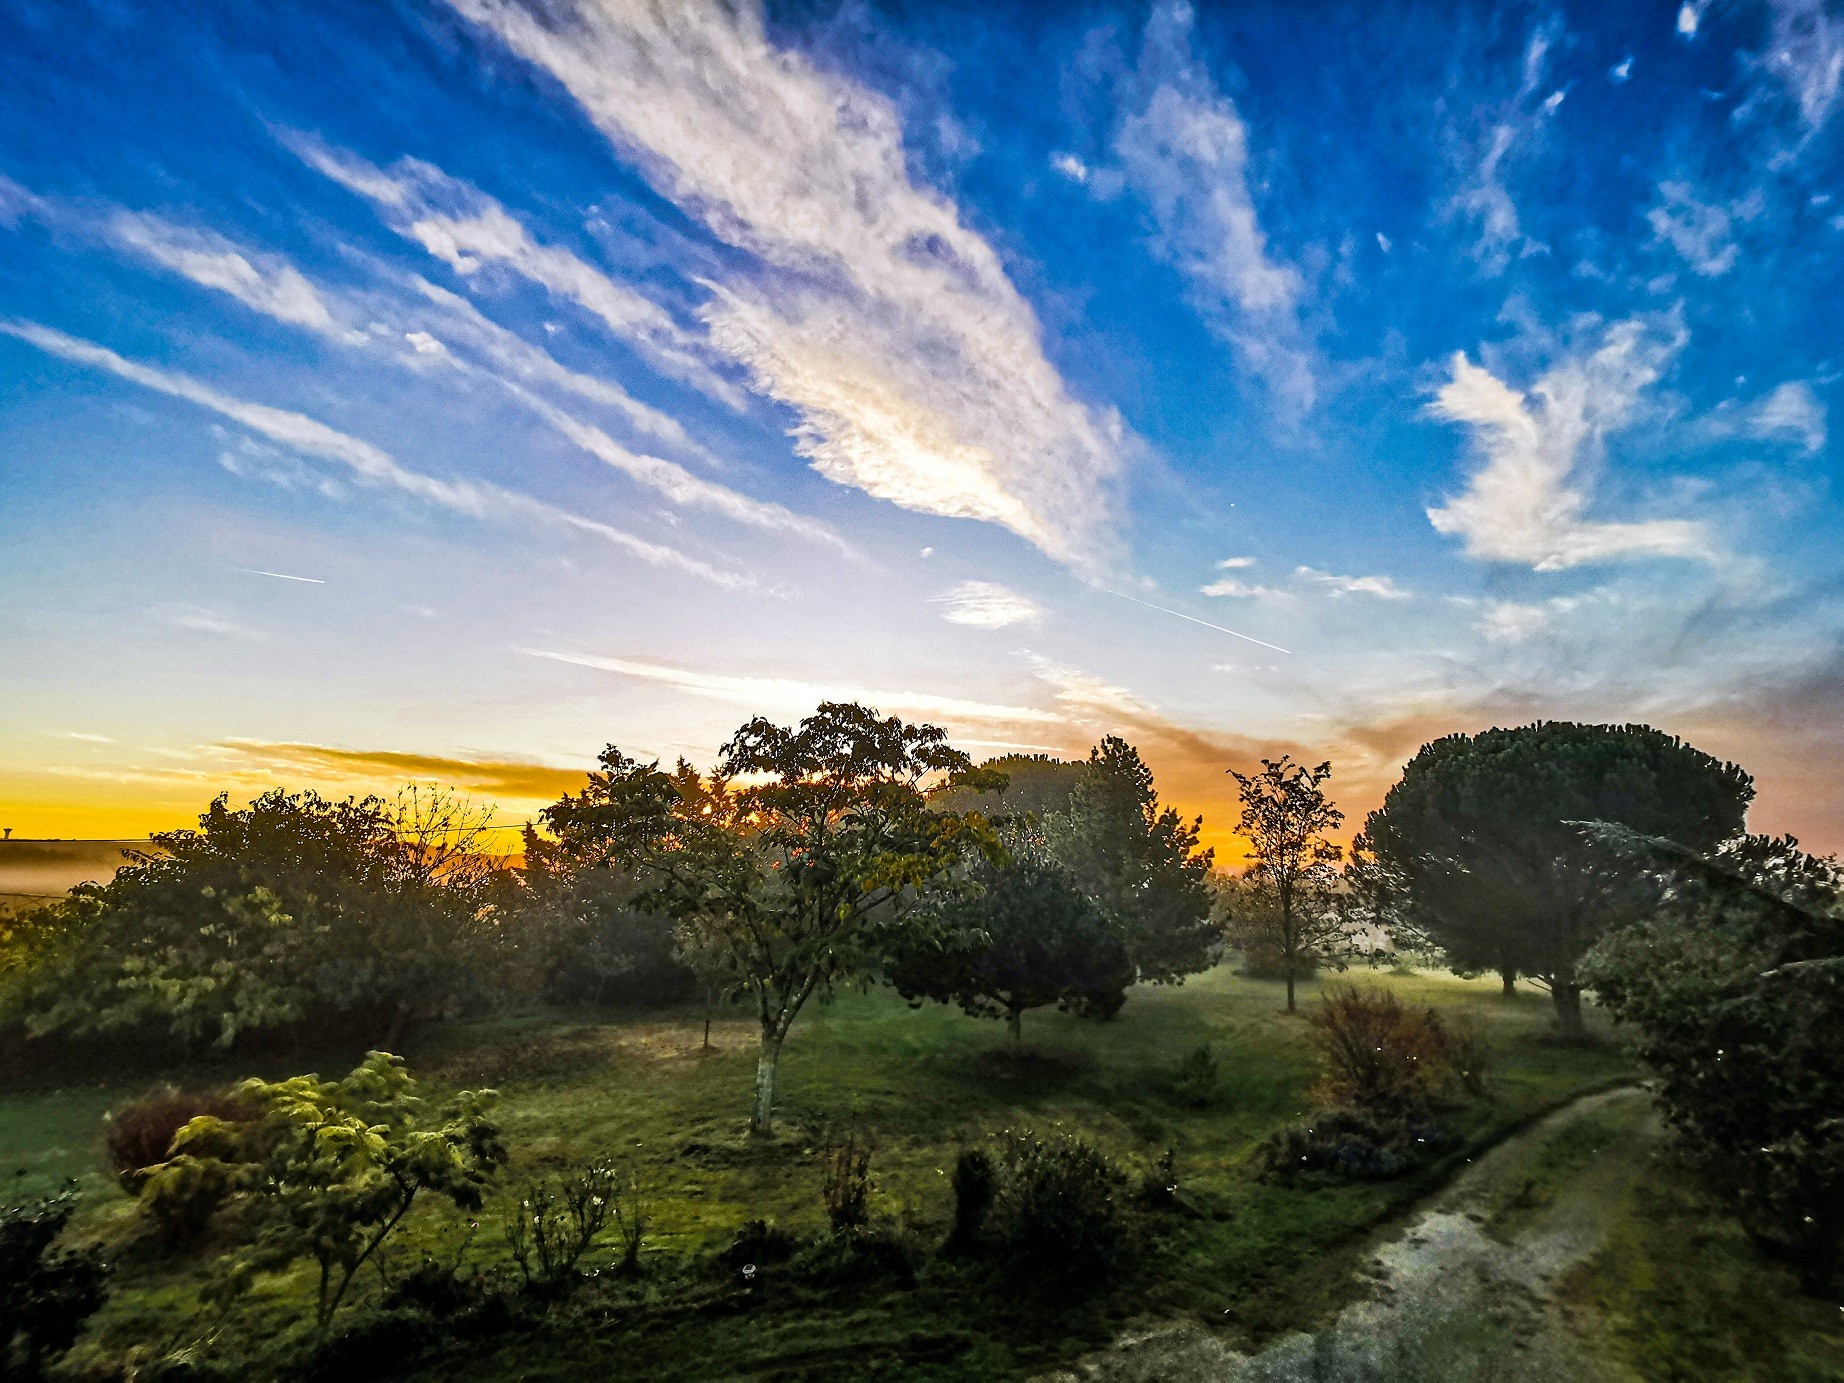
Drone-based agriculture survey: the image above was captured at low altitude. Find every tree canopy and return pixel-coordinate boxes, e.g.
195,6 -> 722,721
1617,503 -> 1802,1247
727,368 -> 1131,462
538,702 -> 1001,1134
1364,722 -> 1753,1033
1043,737 -> 1216,984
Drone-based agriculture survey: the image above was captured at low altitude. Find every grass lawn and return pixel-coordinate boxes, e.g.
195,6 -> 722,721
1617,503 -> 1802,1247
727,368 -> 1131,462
21,966 -> 1639,1379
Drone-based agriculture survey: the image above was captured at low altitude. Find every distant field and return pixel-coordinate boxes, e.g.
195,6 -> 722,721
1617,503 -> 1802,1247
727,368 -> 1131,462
0,839 -> 143,914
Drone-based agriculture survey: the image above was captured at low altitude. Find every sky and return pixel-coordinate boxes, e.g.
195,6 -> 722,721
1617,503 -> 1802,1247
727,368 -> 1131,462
3,0 -> 1843,858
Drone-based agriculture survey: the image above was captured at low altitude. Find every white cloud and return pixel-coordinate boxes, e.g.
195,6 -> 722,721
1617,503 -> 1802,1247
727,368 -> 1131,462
1478,600 -> 1553,642
524,649 -> 1062,726
1376,232 -> 1392,253
1678,3 -> 1704,37
288,137 -> 742,409
1746,380 -> 1828,452
404,329 -> 447,355
156,603 -> 262,641
1051,152 -> 1090,183
1294,566 -> 1410,599
106,212 -> 338,334
1199,576 -> 1279,598
1762,0 -> 1844,129
1113,1 -> 1311,409
1427,318 -> 1712,570
1612,56 -> 1634,82
1216,555 -> 1256,569
440,1 -> 1125,571
931,580 -> 1042,628
1647,181 -> 1756,276
2,319 -> 746,589
1449,27 -> 1558,275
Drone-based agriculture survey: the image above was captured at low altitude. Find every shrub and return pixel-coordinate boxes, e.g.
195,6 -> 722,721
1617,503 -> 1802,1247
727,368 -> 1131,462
944,1148 -> 994,1254
1140,1145 -> 1181,1208
988,1127 -> 1128,1284
504,1159 -> 640,1289
794,1223 -> 916,1289
1169,1043 -> 1223,1108
719,1218 -> 796,1271
821,1134 -> 873,1231
104,1088 -> 252,1193
1309,983 -> 1485,1116
1255,1109 -> 1458,1183
0,1183 -> 109,1379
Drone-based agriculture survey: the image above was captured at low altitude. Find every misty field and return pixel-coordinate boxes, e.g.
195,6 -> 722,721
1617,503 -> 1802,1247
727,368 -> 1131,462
3,964 -> 1804,1380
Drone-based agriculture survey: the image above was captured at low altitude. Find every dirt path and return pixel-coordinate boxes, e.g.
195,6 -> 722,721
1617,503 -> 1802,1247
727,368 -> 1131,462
1046,1085 -> 1661,1382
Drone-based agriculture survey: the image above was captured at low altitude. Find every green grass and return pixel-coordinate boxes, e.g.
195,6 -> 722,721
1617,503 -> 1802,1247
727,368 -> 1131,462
1563,1144 -> 1844,1381
26,967 -> 1638,1379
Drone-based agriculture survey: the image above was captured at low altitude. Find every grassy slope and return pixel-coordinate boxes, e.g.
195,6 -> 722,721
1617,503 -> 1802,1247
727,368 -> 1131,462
35,967 -> 1638,1379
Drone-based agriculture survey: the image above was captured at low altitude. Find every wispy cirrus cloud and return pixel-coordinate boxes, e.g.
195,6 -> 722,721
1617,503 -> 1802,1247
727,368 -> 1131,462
287,136 -> 743,409
1294,566 -> 1410,599
1427,317 -> 1712,570
1760,0 -> 1844,131
443,0 -> 1126,572
108,212 -> 341,334
524,649 -> 1063,727
1707,378 -> 1829,454
1647,181 -> 1758,276
1,319 -> 748,588
220,740 -> 590,801
931,580 -> 1043,629
1113,1 -> 1311,410
1448,24 -> 1562,275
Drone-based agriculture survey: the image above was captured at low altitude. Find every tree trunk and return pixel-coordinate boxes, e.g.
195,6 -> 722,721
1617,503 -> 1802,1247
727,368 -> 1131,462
1500,967 -> 1517,998
703,1016 -> 711,1052
1006,1008 -> 1023,1046
750,1031 -> 783,1136
1285,968 -> 1296,1013
1551,980 -> 1586,1037
382,999 -> 413,1053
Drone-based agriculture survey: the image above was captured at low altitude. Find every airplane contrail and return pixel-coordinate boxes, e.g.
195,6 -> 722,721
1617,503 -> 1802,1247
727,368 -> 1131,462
241,569 -> 326,584
1099,588 -> 1293,655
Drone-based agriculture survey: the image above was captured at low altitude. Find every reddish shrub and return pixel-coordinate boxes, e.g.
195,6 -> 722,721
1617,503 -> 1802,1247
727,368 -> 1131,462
1308,983 -> 1487,1115
102,1088 -> 251,1191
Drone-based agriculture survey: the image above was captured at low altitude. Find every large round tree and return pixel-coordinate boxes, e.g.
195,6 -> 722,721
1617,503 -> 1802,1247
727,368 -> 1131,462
1364,722 -> 1753,1034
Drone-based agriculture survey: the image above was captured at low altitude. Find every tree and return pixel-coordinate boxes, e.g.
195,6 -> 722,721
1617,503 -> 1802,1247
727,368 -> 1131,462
1227,757 -> 1352,1012
1581,826 -> 1844,1297
1044,737 -> 1216,984
0,789 -> 507,1050
540,703 -> 1000,1135
887,849 -> 1133,1045
145,1051 -> 505,1327
0,1184 -> 108,1379
1364,723 -> 1753,1035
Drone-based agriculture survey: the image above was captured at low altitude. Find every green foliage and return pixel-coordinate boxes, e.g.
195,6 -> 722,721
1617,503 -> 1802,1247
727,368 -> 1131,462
1043,737 -> 1217,985
1170,1042 -> 1223,1108
540,701 -> 1002,1133
0,1183 -> 109,1379
987,1127 -> 1130,1285
821,1133 -> 874,1231
1226,757 -> 1353,1014
1582,827 -> 1844,1297
886,851 -> 1133,1042
0,790 -> 511,1051
143,1051 -> 506,1327
103,1087 -> 252,1195
503,1159 -> 643,1288
1365,722 -> 1754,1034
1255,1107 -> 1457,1183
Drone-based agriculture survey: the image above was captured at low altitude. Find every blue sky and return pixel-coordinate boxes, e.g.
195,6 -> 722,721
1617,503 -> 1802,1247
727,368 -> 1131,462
3,0 -> 1842,852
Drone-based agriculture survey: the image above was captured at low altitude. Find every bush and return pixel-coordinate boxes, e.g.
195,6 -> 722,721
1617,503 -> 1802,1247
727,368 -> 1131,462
503,1160 -> 636,1289
821,1134 -> 873,1231
104,1088 -> 252,1193
988,1127 -> 1128,1285
1255,1108 -> 1458,1183
945,1148 -> 994,1254
719,1218 -> 796,1271
793,1223 -> 916,1289
0,1183 -> 109,1379
1309,983 -> 1486,1116
1169,1043 -> 1223,1108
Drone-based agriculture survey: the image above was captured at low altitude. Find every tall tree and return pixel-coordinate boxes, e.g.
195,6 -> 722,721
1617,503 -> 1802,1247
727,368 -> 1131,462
1365,722 -> 1753,1035
540,703 -> 999,1135
1227,757 -> 1350,1012
1044,737 -> 1216,984
887,848 -> 1133,1045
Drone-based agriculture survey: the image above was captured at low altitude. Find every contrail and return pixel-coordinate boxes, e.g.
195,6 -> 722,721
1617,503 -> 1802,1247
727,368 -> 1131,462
1099,588 -> 1292,655
242,569 -> 326,584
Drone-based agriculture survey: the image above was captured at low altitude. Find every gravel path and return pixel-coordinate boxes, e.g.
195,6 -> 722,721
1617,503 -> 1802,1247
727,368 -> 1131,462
1045,1086 -> 1660,1383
